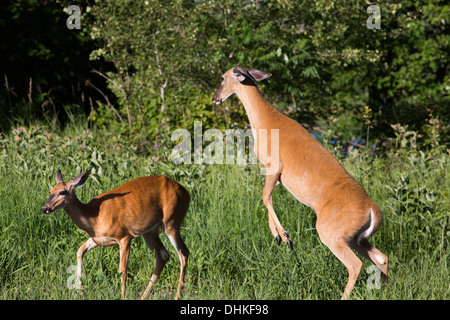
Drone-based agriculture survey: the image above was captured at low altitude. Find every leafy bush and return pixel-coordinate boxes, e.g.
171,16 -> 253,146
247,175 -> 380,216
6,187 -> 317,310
83,0 -> 450,148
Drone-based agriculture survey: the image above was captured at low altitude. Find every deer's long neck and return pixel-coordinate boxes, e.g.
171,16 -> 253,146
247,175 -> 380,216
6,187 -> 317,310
237,84 -> 279,129
64,196 -> 96,236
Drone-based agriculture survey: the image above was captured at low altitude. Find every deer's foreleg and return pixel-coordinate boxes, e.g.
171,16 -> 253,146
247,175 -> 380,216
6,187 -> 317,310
262,174 -> 293,250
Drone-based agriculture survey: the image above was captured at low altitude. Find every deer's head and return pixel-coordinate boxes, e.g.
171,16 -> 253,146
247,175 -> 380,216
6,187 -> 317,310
212,66 -> 271,105
42,169 -> 91,214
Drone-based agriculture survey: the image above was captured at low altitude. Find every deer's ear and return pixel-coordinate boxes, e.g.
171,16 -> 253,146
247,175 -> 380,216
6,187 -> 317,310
56,170 -> 64,183
68,169 -> 91,190
246,69 -> 272,81
232,68 -> 247,82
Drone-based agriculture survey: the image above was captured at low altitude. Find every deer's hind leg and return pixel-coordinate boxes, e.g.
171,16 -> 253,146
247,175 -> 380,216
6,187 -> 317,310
316,218 -> 363,300
349,238 -> 388,285
140,229 -> 170,300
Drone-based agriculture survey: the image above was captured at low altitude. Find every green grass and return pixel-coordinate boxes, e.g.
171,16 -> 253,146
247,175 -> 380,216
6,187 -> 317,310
0,123 -> 448,300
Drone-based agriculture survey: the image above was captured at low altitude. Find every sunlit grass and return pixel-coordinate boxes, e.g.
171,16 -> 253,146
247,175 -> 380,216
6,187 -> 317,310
0,122 -> 448,300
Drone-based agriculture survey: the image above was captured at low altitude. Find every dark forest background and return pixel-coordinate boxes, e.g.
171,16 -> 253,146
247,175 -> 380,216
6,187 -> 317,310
0,0 -> 449,151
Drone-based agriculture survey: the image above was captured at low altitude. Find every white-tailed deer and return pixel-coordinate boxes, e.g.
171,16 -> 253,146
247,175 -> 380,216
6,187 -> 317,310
42,169 -> 190,300
212,66 -> 388,299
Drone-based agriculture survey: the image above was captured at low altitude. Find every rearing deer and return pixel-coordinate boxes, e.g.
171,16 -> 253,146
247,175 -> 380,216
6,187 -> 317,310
42,169 -> 190,299
212,66 -> 388,299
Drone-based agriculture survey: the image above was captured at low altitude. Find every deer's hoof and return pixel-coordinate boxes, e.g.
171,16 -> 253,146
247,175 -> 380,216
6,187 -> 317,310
275,234 -> 281,246
283,232 -> 294,250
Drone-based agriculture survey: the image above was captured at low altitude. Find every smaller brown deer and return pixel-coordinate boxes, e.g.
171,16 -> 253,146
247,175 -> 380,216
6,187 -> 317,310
42,169 -> 190,299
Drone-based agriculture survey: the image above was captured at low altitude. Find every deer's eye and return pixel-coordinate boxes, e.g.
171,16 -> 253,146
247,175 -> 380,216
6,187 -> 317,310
59,190 -> 68,196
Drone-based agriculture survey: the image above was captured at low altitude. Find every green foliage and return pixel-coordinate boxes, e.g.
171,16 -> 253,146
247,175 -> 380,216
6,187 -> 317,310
1,0 -> 448,148
87,0 -> 250,143
365,1 -> 450,136
81,0 -> 449,148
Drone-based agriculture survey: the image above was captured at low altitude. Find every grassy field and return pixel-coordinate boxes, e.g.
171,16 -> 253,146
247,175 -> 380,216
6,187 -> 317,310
0,122 -> 448,300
